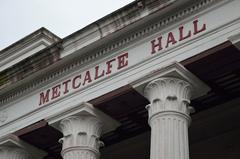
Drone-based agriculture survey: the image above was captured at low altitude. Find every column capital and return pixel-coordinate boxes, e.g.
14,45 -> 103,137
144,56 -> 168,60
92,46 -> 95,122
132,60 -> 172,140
59,107 -> 104,159
59,114 -> 103,152
48,103 -> 120,159
130,62 -> 210,99
47,102 -> 120,134
144,77 -> 193,122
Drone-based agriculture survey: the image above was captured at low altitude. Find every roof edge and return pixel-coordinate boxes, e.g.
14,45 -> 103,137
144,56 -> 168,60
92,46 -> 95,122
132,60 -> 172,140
0,27 -> 61,55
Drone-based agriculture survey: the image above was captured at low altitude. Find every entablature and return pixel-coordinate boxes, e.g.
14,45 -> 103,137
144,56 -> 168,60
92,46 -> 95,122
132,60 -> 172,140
0,0 -> 239,140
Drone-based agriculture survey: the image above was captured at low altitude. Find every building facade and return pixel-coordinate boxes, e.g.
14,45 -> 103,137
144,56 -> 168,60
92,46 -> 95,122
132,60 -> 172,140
1,0 -> 240,158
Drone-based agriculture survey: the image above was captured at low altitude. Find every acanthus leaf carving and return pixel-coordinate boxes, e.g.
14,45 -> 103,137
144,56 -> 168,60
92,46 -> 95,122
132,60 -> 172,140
144,77 -> 193,120
59,115 -> 103,159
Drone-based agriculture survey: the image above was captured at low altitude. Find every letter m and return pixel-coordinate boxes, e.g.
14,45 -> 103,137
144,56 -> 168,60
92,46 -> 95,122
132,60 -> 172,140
39,89 -> 50,106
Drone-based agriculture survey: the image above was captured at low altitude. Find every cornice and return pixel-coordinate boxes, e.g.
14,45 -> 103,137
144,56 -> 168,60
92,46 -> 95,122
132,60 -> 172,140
93,0 -> 222,59
0,27 -> 60,58
0,0 -> 227,106
0,42 -> 62,92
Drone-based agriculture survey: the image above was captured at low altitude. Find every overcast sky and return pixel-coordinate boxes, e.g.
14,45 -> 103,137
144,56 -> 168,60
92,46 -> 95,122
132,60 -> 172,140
0,0 -> 134,50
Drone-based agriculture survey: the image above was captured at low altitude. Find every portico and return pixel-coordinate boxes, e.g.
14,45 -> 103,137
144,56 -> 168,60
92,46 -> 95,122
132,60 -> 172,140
1,0 -> 240,159
1,62 -> 211,159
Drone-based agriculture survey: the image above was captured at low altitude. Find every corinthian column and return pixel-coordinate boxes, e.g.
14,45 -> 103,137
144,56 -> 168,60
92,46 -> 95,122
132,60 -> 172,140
144,77 -> 193,159
0,146 -> 31,159
59,114 -> 104,159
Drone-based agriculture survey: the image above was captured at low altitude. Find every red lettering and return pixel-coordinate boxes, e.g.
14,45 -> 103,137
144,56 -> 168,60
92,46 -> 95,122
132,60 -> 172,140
72,75 -> 81,89
106,59 -> 116,75
179,26 -> 191,41
151,37 -> 163,54
39,89 -> 50,106
165,32 -> 177,48
83,71 -> 92,85
193,20 -> 206,35
62,79 -> 71,94
51,84 -> 61,100
94,65 -> 105,80
117,53 -> 128,70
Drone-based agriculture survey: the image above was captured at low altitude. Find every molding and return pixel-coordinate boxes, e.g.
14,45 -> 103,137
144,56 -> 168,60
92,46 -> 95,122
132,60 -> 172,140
0,111 -> 8,125
61,0 -> 177,57
46,102 -> 120,134
0,39 -> 51,72
228,32 -> 240,49
61,0 -> 220,75
0,28 -> 60,58
0,42 -> 61,92
0,0 -> 232,106
130,62 -> 210,99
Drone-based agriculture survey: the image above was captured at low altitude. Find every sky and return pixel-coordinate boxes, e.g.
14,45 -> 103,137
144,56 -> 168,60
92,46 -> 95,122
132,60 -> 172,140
0,0 -> 134,50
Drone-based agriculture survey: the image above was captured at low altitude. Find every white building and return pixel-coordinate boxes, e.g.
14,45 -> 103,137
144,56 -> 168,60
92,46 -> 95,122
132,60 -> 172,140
1,0 -> 240,159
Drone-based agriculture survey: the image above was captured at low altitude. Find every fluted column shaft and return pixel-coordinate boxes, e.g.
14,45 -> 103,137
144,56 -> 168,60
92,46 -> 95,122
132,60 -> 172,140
144,77 -> 193,159
0,146 -> 31,159
59,115 -> 103,159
